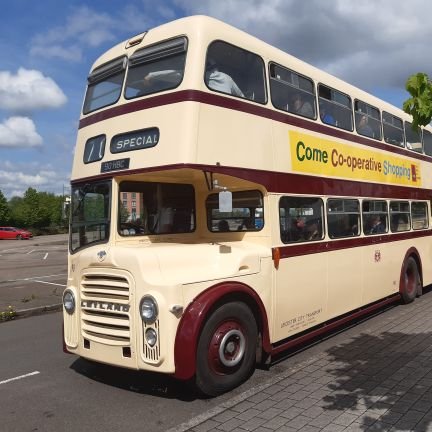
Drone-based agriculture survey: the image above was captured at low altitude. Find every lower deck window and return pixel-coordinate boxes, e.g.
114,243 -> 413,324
390,201 -> 411,232
327,199 -> 360,238
279,197 -> 324,243
206,190 -> 263,232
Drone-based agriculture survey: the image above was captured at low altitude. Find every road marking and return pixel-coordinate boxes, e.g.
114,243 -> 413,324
26,250 -> 35,255
31,280 -> 66,287
43,253 -> 48,260
0,371 -> 40,386
0,273 -> 67,285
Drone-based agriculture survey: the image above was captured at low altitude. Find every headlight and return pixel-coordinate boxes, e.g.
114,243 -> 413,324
139,296 -> 158,323
145,328 -> 157,347
63,290 -> 75,314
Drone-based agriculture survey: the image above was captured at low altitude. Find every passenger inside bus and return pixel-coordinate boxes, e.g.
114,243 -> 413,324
367,215 -> 386,234
205,58 -> 244,97
291,93 -> 314,118
304,218 -> 321,240
319,103 -> 336,125
357,115 -> 374,138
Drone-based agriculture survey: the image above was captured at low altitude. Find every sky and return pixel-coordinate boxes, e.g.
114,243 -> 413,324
1,0 -> 431,198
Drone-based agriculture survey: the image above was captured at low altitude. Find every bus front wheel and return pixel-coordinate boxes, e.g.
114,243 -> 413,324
400,256 -> 421,304
195,301 -> 257,397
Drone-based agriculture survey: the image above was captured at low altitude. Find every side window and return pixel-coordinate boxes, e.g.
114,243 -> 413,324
318,85 -> 353,131
269,63 -> 316,120
383,112 -> 404,147
327,199 -> 360,238
205,41 -> 267,104
279,196 -> 324,243
405,121 -> 422,153
423,130 -> 432,157
206,190 -> 263,232
354,100 -> 382,140
411,202 -> 428,230
125,37 -> 187,99
390,201 -> 411,232
362,200 -> 388,235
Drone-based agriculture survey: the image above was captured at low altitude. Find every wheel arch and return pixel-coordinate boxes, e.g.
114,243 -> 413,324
173,281 -> 271,380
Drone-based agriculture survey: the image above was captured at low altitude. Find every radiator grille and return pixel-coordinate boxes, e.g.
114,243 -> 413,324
81,273 -> 131,345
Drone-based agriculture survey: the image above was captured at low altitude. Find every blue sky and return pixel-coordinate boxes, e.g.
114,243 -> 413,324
1,0 -> 431,198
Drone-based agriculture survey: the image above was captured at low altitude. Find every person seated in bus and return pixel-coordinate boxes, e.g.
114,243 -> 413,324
368,215 -> 386,234
237,217 -> 254,231
357,115 -> 374,138
304,218 -> 321,241
218,219 -> 230,232
319,103 -> 335,125
292,93 -> 314,118
205,58 -> 244,97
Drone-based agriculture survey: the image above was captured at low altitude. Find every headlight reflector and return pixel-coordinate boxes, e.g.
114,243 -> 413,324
139,296 -> 158,323
145,328 -> 158,347
63,290 -> 75,314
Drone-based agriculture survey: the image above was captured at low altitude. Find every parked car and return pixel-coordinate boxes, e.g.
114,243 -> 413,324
0,226 -> 33,240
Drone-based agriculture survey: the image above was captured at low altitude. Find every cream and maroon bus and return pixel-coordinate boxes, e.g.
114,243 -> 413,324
63,15 -> 432,396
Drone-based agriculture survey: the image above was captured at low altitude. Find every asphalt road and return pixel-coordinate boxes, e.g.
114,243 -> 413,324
0,234 -> 68,312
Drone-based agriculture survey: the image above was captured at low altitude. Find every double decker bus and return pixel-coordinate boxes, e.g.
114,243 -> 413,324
63,15 -> 432,396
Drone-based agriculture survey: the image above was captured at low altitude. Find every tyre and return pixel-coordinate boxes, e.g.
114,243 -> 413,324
400,256 -> 421,304
16,234 -> 22,240
195,301 -> 257,397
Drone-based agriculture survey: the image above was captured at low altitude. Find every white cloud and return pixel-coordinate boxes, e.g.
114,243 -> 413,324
0,68 -> 67,112
0,162 -> 70,198
30,6 -> 116,62
0,117 -> 43,148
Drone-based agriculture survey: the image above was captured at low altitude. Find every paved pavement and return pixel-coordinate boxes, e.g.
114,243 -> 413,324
170,289 -> 432,432
3,236 -> 432,431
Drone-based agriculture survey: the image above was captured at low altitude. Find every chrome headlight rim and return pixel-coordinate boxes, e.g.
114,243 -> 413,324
139,295 -> 158,324
145,328 -> 158,347
63,289 -> 76,315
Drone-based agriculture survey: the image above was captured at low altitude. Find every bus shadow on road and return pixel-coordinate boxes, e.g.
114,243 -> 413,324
69,358 -> 198,401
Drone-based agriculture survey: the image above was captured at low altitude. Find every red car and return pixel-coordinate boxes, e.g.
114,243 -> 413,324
0,227 -> 33,240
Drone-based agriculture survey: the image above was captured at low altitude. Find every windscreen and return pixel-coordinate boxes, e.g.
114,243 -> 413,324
70,181 -> 111,252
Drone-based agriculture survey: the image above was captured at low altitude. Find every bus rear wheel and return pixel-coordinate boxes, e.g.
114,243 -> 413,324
195,301 -> 257,397
400,256 -> 421,304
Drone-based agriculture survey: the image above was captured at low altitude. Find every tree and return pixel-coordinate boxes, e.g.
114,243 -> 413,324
0,189 -> 10,224
403,73 -> 432,129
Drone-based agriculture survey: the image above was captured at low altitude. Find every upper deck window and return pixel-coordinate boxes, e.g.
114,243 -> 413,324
383,112 -> 404,147
124,37 -> 188,99
354,100 -> 382,140
404,121 -> 422,153
423,130 -> 432,157
318,85 -> 353,131
83,56 -> 127,114
269,63 -> 316,120
205,41 -> 267,104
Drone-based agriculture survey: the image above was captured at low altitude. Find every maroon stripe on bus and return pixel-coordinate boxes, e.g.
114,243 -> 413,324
274,229 -> 432,260
78,89 -> 432,163
71,162 -> 432,200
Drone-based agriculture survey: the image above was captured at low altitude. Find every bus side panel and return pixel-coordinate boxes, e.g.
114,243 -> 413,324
273,254 -> 327,342
326,248 -> 363,319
